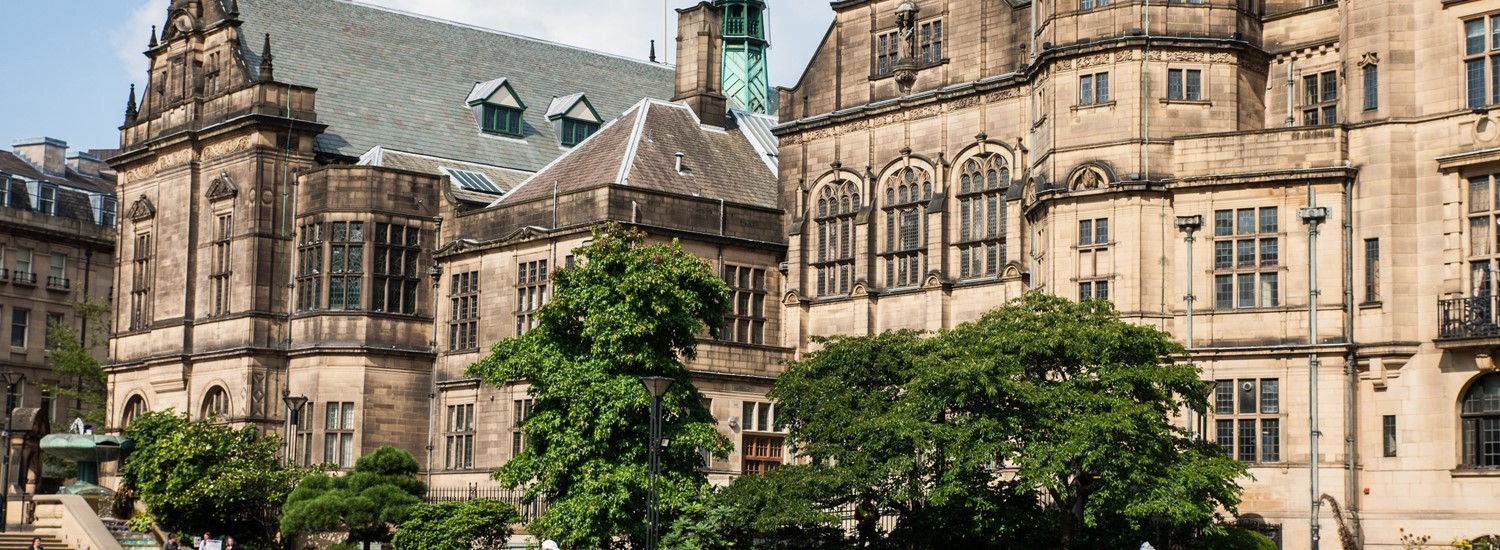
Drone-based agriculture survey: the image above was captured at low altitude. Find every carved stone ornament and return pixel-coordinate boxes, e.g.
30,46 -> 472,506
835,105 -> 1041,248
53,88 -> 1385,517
1071,168 -> 1105,191
128,195 -> 157,221
206,171 -> 238,201
1358,52 -> 1380,68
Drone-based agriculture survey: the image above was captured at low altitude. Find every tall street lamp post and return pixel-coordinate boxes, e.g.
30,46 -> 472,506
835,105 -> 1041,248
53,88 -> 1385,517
0,371 -> 23,533
638,376 -> 674,550
282,392 -> 308,465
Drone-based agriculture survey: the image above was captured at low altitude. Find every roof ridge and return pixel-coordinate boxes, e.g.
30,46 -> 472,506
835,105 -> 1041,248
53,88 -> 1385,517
615,100 -> 654,186
489,100 -> 650,208
330,0 -> 675,70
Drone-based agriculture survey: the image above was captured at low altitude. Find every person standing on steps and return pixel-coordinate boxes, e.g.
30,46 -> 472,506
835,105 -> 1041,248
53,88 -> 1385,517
163,533 -> 180,550
28,537 -> 42,550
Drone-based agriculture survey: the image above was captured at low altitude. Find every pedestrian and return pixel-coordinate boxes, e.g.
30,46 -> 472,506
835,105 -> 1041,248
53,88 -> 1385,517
163,534 -> 179,550
222,537 -> 236,550
541,540 -> 560,550
28,537 -> 42,550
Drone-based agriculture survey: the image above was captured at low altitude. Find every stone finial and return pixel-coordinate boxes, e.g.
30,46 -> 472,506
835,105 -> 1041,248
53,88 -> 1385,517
258,33 -> 274,82
149,25 -> 158,48
125,84 -> 138,122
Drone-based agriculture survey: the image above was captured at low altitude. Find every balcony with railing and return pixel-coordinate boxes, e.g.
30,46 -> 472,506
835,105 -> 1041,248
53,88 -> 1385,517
12,271 -> 36,285
46,276 -> 70,290
1439,295 -> 1500,341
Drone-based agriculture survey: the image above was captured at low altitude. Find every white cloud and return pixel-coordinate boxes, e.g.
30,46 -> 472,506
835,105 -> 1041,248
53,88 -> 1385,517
110,0 -> 170,88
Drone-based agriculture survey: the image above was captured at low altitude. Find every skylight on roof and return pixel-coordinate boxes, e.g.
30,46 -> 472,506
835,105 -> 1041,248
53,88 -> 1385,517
441,167 -> 503,194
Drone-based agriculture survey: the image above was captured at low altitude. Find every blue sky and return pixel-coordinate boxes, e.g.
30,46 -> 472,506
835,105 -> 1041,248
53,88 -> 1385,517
0,0 -> 831,154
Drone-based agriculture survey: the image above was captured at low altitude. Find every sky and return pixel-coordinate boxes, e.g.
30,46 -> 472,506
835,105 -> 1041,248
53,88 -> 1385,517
0,0 -> 831,154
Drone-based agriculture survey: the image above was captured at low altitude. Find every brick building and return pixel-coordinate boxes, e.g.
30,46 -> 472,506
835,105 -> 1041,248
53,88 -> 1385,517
772,0 -> 1500,546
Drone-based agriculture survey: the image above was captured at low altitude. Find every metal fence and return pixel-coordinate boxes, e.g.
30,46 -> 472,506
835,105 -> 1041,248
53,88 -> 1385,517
831,504 -> 900,538
425,484 -> 547,521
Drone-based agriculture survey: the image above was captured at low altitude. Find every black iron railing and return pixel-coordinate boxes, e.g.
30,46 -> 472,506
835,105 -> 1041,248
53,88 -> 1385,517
12,271 -> 35,284
1439,295 -> 1500,339
425,483 -> 547,521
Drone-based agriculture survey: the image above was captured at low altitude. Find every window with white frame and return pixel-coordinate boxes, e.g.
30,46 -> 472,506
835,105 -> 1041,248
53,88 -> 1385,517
1465,16 -> 1500,109
47,254 -> 67,289
1470,175 -> 1500,297
516,260 -> 548,335
1212,207 -> 1280,309
957,154 -> 1009,279
882,167 -> 930,288
1213,378 -> 1281,463
814,179 -> 861,296
13,248 -> 34,284
446,403 -> 475,470
325,401 -> 356,468
1079,72 -> 1110,105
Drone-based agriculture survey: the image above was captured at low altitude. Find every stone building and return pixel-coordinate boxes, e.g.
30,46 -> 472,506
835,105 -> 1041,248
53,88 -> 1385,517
1,138 -> 116,429
104,0 -> 787,500
772,0 -> 1500,547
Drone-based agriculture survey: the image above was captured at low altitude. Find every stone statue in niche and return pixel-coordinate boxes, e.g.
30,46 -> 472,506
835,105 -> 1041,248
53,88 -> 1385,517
893,1 -> 920,92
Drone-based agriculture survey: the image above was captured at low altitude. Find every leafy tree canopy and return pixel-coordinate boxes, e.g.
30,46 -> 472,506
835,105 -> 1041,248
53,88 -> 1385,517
467,224 -> 733,549
727,293 -> 1248,549
391,498 -> 520,550
43,298 -> 111,428
120,410 -> 302,546
281,445 -> 426,549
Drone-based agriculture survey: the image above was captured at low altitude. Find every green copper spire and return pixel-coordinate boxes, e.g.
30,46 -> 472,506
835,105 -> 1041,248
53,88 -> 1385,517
716,0 -> 771,115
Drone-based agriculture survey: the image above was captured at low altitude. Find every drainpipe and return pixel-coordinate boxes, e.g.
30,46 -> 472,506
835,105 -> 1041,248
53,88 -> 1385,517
1299,188 -> 1330,550
1174,215 -> 1203,437
1285,60 -> 1297,127
1141,0 -> 1151,182
1342,172 -> 1361,546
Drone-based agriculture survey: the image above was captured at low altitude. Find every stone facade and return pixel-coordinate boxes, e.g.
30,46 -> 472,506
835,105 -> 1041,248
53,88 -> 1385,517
772,0 -> 1500,547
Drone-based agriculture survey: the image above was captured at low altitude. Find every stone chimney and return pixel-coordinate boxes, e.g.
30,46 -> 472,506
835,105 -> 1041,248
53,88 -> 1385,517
673,2 -> 728,127
13,137 -> 68,176
67,152 -> 109,177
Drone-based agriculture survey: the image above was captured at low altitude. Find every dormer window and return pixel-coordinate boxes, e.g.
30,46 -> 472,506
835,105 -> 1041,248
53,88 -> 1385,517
546,93 -> 604,147
482,105 -> 524,137
467,78 -> 527,139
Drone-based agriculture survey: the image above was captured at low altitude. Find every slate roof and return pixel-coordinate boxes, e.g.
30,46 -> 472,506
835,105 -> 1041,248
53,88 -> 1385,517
357,146 -> 529,206
496,100 -> 778,209
0,151 -> 115,195
234,0 -> 674,170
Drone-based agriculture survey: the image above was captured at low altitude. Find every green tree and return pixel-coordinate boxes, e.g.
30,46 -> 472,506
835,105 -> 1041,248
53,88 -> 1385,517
120,410 -> 302,546
391,498 -> 520,550
43,298 -> 110,427
755,293 -> 1247,549
281,445 -> 426,549
467,224 -> 733,549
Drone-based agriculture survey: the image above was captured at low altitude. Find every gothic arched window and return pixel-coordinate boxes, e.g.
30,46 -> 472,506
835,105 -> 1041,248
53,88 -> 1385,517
202,385 -> 230,421
956,154 -> 1010,278
121,395 -> 147,429
882,167 -> 931,288
814,179 -> 861,296
1462,373 -> 1500,468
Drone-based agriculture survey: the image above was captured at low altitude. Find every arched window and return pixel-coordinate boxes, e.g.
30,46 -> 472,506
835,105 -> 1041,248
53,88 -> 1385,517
956,154 -> 1010,278
1462,373 -> 1500,468
121,395 -> 147,429
201,386 -> 230,421
882,167 -> 931,288
814,179 -> 861,296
